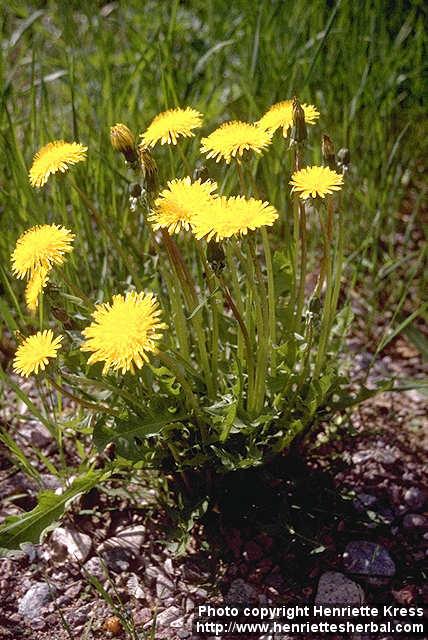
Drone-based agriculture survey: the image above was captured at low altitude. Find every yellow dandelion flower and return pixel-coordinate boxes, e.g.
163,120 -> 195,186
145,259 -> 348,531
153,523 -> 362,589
193,195 -> 278,241
148,176 -> 217,234
81,291 -> 166,375
29,140 -> 87,188
290,165 -> 344,199
13,330 -> 63,377
200,121 -> 272,164
140,107 -> 203,147
11,224 -> 75,280
258,100 -> 320,136
25,266 -> 49,313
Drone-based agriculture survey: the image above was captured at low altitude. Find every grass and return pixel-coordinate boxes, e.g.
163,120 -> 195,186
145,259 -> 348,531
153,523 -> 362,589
1,1 -> 426,327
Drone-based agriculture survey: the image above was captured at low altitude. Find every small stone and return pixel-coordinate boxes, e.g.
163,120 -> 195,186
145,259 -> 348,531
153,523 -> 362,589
114,525 -> 145,554
83,556 -> 105,581
133,607 -> 152,625
127,573 -> 145,599
155,606 -> 182,628
50,527 -> 92,563
352,448 -> 397,465
156,572 -> 175,599
404,487 -> 426,511
225,579 -> 257,605
104,615 -> 122,635
145,564 -> 159,585
163,558 -> 174,575
21,420 -> 51,447
315,572 -> 364,605
403,513 -> 428,530
343,541 -> 395,577
40,474 -> 62,491
353,493 -> 377,513
100,546 -> 132,573
65,602 -> 93,627
18,582 -> 52,619
392,585 -> 417,605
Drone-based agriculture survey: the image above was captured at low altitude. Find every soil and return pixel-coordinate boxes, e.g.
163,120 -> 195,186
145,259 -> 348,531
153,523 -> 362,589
0,330 -> 426,640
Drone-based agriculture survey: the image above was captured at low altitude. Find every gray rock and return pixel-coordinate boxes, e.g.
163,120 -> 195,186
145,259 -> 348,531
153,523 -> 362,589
315,571 -> 365,605
83,556 -> 105,581
20,420 -> 51,447
99,546 -> 132,572
50,527 -> 92,562
155,606 -> 182,627
225,578 -> 257,605
113,525 -> 145,553
156,572 -> 175,599
18,582 -> 52,619
354,493 -> 377,513
343,541 -> 396,577
127,573 -> 145,599
404,487 -> 426,511
352,448 -> 397,465
403,513 -> 428,530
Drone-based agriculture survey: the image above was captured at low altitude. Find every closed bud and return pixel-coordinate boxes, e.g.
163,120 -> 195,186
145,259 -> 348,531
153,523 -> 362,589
207,239 -> 225,275
138,143 -> 159,198
337,147 -> 351,170
193,164 -> 209,182
322,134 -> 336,170
110,123 -> 137,163
290,96 -> 307,145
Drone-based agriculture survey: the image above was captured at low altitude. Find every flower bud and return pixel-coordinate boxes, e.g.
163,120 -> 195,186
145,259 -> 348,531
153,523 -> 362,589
337,147 -> 351,171
138,143 -> 159,198
322,134 -> 336,170
207,239 -> 225,275
290,96 -> 307,145
110,123 -> 137,163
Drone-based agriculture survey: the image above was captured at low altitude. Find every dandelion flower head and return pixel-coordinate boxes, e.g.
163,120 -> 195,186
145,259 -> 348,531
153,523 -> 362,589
140,107 -> 203,147
29,140 -> 87,188
192,195 -> 278,241
149,176 -> 217,234
200,121 -> 272,164
13,330 -> 63,377
258,100 -> 320,136
11,224 -> 75,280
25,266 -> 49,313
290,165 -> 344,199
81,291 -> 166,375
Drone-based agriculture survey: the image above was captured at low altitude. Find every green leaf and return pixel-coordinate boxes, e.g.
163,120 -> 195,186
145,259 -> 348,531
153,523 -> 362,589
0,470 -> 106,554
273,250 -> 293,296
93,412 -> 188,458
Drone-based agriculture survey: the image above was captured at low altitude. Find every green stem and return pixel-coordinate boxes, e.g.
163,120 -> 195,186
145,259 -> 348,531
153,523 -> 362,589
177,143 -> 193,176
314,197 -> 334,378
47,376 -> 122,417
218,272 -> 255,411
159,229 -> 215,398
296,200 -> 307,328
261,227 -> 277,376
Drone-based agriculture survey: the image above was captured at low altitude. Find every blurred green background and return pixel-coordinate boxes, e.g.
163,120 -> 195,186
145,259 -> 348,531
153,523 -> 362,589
1,0 -> 426,345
